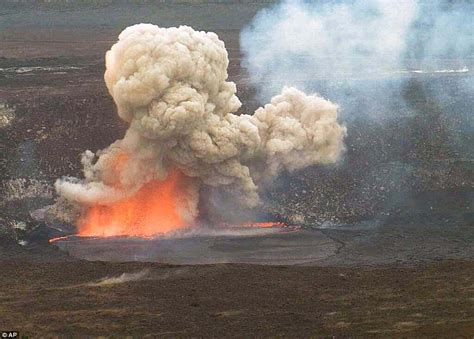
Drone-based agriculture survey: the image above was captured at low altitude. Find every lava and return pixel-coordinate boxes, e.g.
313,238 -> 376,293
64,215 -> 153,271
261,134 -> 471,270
48,236 -> 70,244
219,221 -> 288,229
77,169 -> 191,238
242,222 -> 287,228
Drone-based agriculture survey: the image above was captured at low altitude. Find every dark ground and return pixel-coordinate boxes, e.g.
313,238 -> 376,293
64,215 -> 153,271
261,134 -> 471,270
1,260 -> 473,337
0,1 -> 473,337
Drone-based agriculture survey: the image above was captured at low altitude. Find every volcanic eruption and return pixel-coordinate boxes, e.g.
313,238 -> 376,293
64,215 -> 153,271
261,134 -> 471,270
53,23 -> 346,237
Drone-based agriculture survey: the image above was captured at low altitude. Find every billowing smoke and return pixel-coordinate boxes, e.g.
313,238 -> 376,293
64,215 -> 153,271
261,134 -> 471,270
54,24 -> 346,227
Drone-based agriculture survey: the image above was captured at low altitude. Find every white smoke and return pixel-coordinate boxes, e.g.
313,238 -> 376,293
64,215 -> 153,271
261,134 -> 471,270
240,0 -> 473,111
54,24 -> 345,224
241,0 -> 419,102
407,1 -> 473,71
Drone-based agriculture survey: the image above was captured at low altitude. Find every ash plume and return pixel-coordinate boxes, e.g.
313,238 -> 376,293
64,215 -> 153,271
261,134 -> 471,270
54,24 -> 346,225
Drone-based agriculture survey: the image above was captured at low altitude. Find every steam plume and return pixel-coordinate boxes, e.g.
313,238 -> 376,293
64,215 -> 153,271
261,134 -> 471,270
55,24 -> 346,226
240,0 -> 419,102
240,0 -> 472,114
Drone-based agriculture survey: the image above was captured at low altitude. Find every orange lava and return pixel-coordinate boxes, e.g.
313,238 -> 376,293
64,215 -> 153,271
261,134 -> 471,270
78,169 -> 190,238
242,222 -> 287,228
48,236 -> 70,244
220,221 -> 287,228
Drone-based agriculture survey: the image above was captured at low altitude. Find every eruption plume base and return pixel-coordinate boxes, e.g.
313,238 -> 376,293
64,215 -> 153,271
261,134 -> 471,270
78,170 -> 194,238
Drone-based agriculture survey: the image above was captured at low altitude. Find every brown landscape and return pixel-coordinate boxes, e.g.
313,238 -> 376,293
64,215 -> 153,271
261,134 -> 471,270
1,260 -> 473,337
0,1 -> 473,337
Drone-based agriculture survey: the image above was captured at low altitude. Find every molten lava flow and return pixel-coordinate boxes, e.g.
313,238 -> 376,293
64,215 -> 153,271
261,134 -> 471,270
48,236 -> 69,244
242,222 -> 287,228
219,221 -> 288,228
78,169 -> 190,237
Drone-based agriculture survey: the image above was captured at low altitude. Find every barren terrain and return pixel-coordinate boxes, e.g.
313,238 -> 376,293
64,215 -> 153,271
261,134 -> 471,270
2,260 -> 473,337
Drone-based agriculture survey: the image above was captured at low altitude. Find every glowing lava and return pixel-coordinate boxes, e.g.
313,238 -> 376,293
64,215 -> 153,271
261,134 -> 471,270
219,221 -> 288,229
78,169 -> 191,237
242,222 -> 287,228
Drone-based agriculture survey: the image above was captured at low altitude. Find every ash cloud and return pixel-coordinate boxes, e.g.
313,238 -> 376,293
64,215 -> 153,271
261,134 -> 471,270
55,24 -> 346,224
